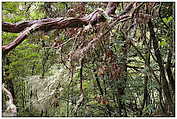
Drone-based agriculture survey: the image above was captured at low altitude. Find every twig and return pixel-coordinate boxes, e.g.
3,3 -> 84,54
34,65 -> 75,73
73,58 -> 84,114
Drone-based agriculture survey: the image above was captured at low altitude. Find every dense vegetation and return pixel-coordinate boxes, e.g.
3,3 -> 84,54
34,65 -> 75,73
2,2 -> 175,117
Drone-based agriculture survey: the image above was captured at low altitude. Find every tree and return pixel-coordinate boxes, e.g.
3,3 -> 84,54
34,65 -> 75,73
2,2 -> 175,117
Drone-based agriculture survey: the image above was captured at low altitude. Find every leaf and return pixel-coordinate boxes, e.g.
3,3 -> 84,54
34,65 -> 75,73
162,18 -> 168,23
160,41 -> 167,46
146,32 -> 150,39
167,16 -> 173,23
112,29 -> 116,33
136,28 -> 141,38
162,16 -> 173,24
42,35 -> 50,40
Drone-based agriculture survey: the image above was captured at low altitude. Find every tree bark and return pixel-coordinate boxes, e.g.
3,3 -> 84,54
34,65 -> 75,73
148,20 -> 174,115
2,3 -> 121,55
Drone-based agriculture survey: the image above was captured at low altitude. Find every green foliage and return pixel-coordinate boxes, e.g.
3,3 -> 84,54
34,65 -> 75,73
162,16 -> 173,24
2,2 -> 175,117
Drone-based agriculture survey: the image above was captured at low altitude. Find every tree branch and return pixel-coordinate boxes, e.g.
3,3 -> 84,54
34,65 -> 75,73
131,41 -> 161,85
2,3 -> 119,54
148,20 -> 174,114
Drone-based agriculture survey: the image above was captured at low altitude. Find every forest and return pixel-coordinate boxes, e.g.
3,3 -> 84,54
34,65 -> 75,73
2,2 -> 175,117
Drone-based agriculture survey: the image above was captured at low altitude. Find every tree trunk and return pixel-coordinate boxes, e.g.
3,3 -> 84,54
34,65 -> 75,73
148,20 -> 174,116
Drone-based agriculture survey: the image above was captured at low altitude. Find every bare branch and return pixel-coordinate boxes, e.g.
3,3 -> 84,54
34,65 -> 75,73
2,84 -> 14,104
2,84 -> 17,117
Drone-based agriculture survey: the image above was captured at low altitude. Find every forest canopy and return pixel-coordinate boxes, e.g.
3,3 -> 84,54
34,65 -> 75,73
2,2 -> 175,117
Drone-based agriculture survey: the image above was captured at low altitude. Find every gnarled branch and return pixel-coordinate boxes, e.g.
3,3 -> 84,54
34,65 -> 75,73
2,3 -> 118,54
